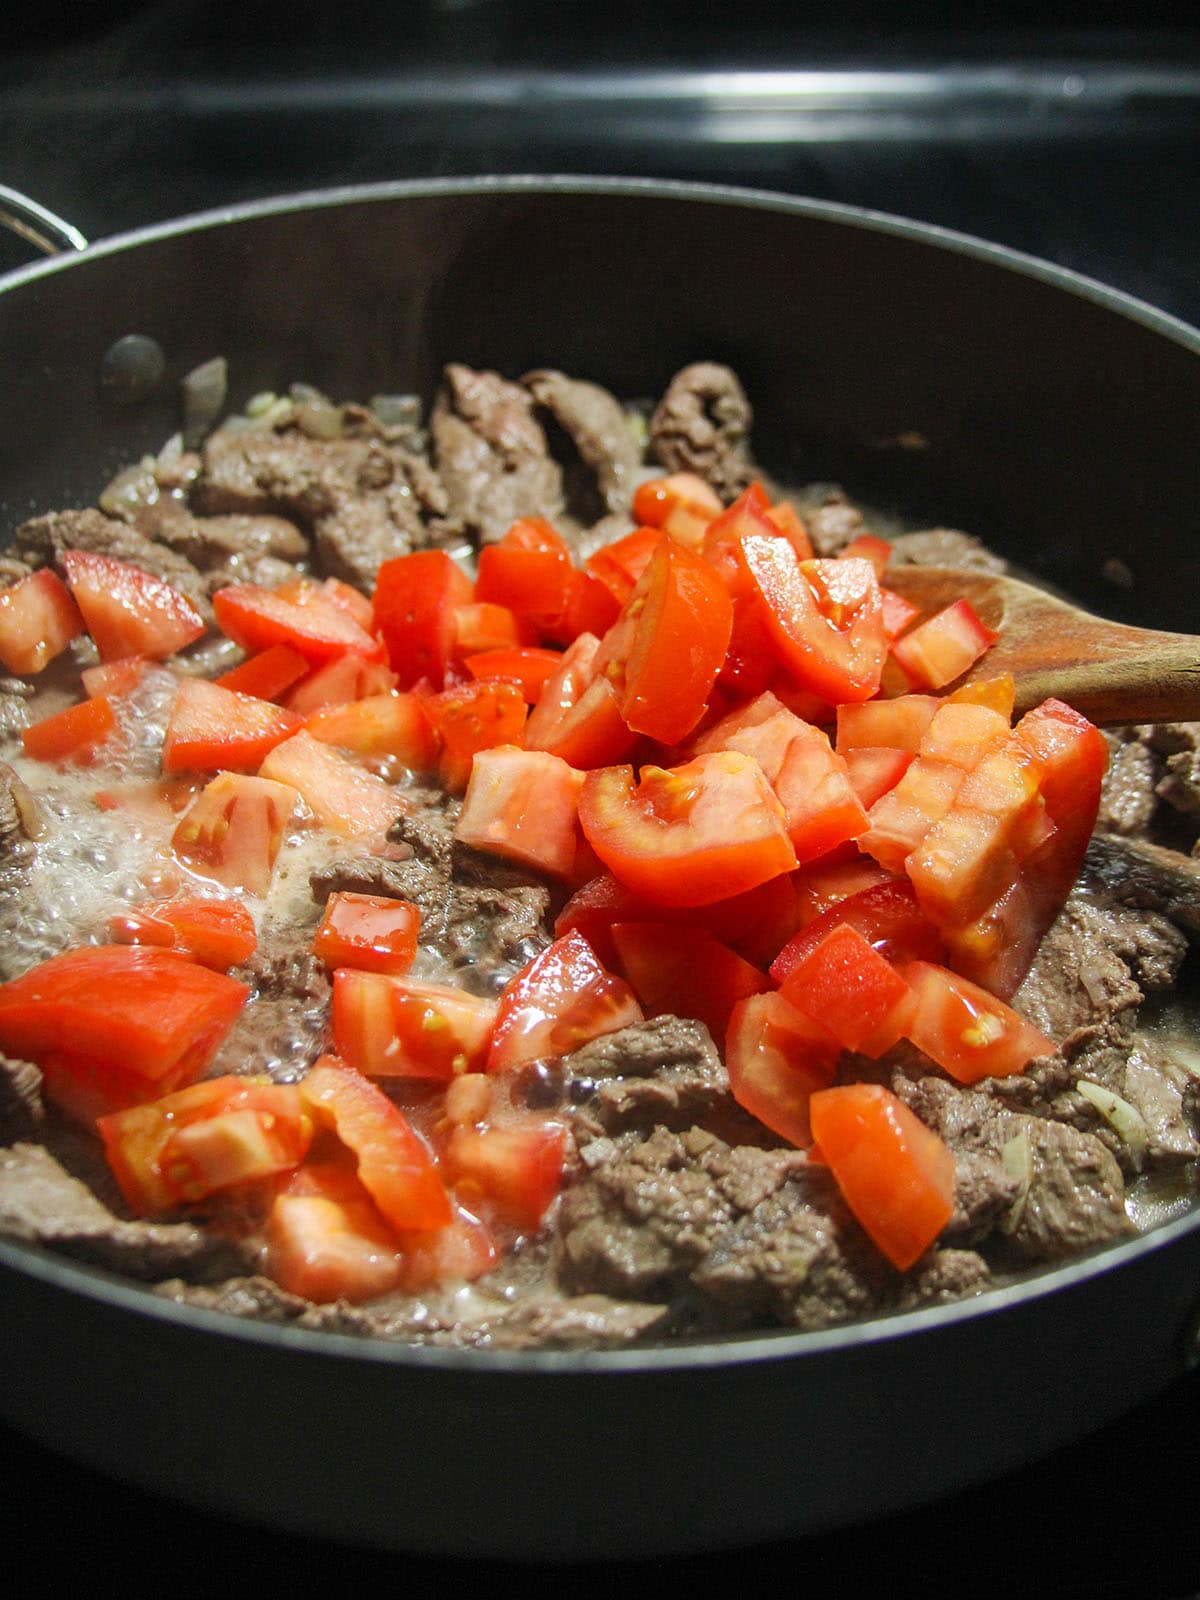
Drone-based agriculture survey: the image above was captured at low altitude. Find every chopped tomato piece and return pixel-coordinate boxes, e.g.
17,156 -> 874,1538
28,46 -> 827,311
917,700 -> 1011,771
701,482 -> 777,589
373,550 -> 474,689
62,550 -> 206,662
163,677 -> 302,774
299,1058 -> 452,1232
579,751 -> 797,908
791,858 -> 899,925
171,771 -> 299,895
737,542 -> 887,704
858,756 -> 967,874
267,1163 -> 405,1303
947,673 -> 1016,718
284,653 -> 398,714
542,568 -> 621,647
455,745 -> 585,879
213,581 -> 383,665
770,878 -> 945,986
725,991 -> 839,1147
632,472 -> 722,549
452,601 -> 531,658
809,1084 -> 956,1270
318,576 -> 376,632
1014,697 -> 1109,898
593,535 -> 733,745
0,568 -> 84,673
332,971 -> 497,1081
445,1122 -> 567,1232
312,892 -> 420,976
844,746 -> 914,809
214,643 -> 310,700
475,543 -> 572,632
303,690 -> 437,767
110,897 -> 258,969
524,634 -> 637,768
879,586 -> 922,641
764,500 -> 814,561
464,646 -> 563,701
891,598 -> 999,690
779,923 -> 916,1058
423,679 -> 528,793
900,960 -> 1056,1082
772,724 -> 870,864
840,533 -> 892,577
81,655 -> 149,700
98,1075 -> 311,1213
610,922 -> 770,1043
22,693 -> 117,764
0,945 -> 248,1117
259,730 -> 400,839
393,1202 -> 499,1291
584,526 -> 662,606
488,929 -> 643,1073
836,695 -> 939,754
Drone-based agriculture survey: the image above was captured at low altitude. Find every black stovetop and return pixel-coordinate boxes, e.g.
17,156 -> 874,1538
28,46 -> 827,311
2,7 -> 1199,1594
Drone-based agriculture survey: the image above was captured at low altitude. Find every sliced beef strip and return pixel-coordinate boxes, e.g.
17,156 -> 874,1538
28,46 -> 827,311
522,368 -> 642,523
1099,730 -> 1164,837
0,1142 -> 252,1282
648,362 -> 755,501
151,504 -> 310,570
0,763 -> 42,982
896,1076 -> 1131,1263
1157,743 -> 1200,822
1121,1037 -> 1200,1166
887,527 -> 1007,573
12,507 -> 214,622
1082,832 -> 1200,940
310,790 -> 552,985
557,1124 -> 889,1332
895,1248 -> 992,1309
431,364 -> 564,544
522,1015 -> 732,1143
800,492 -> 866,556
212,946 -> 332,1084
0,678 -> 33,740
192,427 -> 455,589
0,1053 -> 43,1143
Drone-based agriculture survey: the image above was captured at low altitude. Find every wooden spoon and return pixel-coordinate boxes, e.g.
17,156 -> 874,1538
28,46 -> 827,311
885,565 -> 1200,727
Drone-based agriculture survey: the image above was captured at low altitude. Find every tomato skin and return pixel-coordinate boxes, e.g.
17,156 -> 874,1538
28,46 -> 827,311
610,922 -> 770,1043
464,646 -> 564,702
455,745 -> 585,880
737,542 -> 887,704
22,694 -> 117,764
372,551 -> 473,688
475,545 -> 573,629
63,550 -> 206,662
110,897 -> 258,970
579,752 -> 797,909
214,581 -> 383,666
299,1058 -> 452,1232
488,929 -> 643,1074
0,568 -> 84,673
214,643 -> 310,701
259,729 -> 401,840
809,1084 -> 956,1270
0,946 -> 248,1116
445,1122 -> 567,1232
332,971 -> 497,1081
163,677 -> 302,774
899,960 -> 1056,1082
779,923 -> 916,1058
725,991 -> 839,1147
632,472 -> 723,548
267,1163 -> 406,1303
585,527 -> 662,606
423,679 -> 529,793
171,771 -> 299,896
543,569 -> 621,646
312,892 -> 420,977
770,879 -> 945,985
97,1075 -> 311,1213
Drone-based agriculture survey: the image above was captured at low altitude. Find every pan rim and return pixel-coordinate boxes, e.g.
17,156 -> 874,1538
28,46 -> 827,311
0,170 -> 1197,1382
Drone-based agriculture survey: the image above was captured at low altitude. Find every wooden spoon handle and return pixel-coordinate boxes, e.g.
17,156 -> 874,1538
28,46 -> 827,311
1013,637 -> 1200,725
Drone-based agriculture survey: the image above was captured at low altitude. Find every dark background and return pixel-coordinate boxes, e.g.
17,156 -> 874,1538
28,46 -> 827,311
2,4 -> 1200,1595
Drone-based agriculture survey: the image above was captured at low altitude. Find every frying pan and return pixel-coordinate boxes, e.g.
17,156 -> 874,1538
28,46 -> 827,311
0,177 -> 1198,1561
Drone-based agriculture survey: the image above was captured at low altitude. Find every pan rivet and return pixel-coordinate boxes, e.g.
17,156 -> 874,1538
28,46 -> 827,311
100,334 -> 166,404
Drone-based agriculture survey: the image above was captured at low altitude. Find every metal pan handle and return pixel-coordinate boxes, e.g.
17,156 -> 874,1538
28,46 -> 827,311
0,184 -> 88,257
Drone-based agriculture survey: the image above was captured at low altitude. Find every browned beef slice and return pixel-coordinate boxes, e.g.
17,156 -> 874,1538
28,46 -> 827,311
1121,1037 -> 1200,1166
530,1016 -> 729,1141
0,1053 -> 43,1143
890,1072 -> 1021,1244
156,1274 -> 313,1324
212,946 -> 332,1083
558,1125 -> 888,1330
522,368 -> 642,522
897,1077 -> 1131,1263
193,427 -> 452,589
1099,731 -> 1163,837
0,679 -> 33,740
887,528 -> 1007,573
801,492 -> 866,556
12,507 -> 213,621
1157,743 -> 1200,821
153,506 -> 310,569
648,363 -> 754,500
0,1143 -> 251,1281
0,764 -> 42,981
430,364 -> 564,543
1082,833 -> 1200,939
896,1248 -> 992,1309
310,792 -> 551,981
